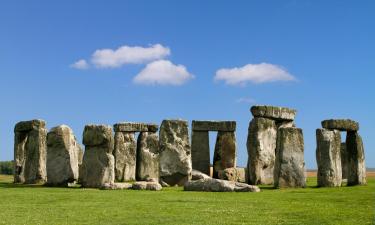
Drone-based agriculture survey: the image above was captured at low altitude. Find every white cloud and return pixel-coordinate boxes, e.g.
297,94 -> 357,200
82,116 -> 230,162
133,60 -> 194,86
235,97 -> 256,104
214,63 -> 295,86
70,59 -> 89,70
91,44 -> 170,68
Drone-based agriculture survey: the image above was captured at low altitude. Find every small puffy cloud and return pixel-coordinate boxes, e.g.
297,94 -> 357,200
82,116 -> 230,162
70,59 -> 89,70
91,44 -> 170,68
235,97 -> 256,104
133,60 -> 194,86
214,63 -> 295,86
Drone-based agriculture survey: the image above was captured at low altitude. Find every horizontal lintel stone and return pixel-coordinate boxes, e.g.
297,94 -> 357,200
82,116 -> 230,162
250,105 -> 296,121
321,119 -> 359,131
113,122 -> 159,132
192,120 -> 236,131
14,119 -> 46,132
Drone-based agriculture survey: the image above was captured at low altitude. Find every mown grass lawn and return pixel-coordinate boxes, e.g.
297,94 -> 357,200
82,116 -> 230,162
0,175 -> 374,225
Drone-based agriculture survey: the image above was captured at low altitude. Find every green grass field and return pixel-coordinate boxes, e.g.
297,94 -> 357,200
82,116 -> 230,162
0,175 -> 374,225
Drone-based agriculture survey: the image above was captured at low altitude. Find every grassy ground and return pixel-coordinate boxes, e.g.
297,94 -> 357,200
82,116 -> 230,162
0,175 -> 374,225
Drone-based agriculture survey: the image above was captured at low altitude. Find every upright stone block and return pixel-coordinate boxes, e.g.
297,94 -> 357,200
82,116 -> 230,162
191,130 -> 210,175
247,118 -> 277,185
14,119 -> 47,184
341,142 -> 348,180
113,132 -> 137,181
80,125 -> 115,188
274,127 -> 306,188
159,119 -> 192,186
346,131 -> 366,185
213,131 -> 236,178
136,132 -> 160,181
46,125 -> 83,186
316,129 -> 342,187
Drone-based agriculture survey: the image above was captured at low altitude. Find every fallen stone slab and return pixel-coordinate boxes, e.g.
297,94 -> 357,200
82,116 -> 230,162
346,131 -> 366,185
217,167 -> 246,183
100,182 -> 133,190
316,129 -> 342,187
251,105 -> 296,121
46,125 -> 82,186
191,169 -> 211,180
184,178 -> 260,192
274,127 -> 306,188
321,119 -> 359,131
113,122 -> 158,132
192,120 -> 236,132
132,181 -> 162,191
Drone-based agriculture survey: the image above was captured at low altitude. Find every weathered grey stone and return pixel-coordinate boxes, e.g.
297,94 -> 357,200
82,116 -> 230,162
276,121 -> 295,129
159,119 -> 192,186
80,125 -> 115,188
191,130 -> 210,175
191,169 -> 211,180
132,181 -> 162,191
184,178 -> 260,192
192,120 -> 236,132
113,122 -> 158,132
341,142 -> 349,180
247,118 -> 277,185
100,182 -> 133,190
274,127 -> 306,188
316,129 -> 342,187
217,167 -> 246,183
213,131 -> 236,178
46,125 -> 82,186
321,119 -> 359,131
136,132 -> 159,181
346,132 -> 366,185
251,105 -> 296,121
113,132 -> 136,181
14,119 -> 47,184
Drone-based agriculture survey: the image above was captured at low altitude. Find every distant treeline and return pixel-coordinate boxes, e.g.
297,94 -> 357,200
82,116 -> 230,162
0,161 -> 14,175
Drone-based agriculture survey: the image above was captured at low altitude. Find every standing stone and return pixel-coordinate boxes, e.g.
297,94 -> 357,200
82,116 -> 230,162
191,130 -> 210,175
136,132 -> 159,181
46,125 -> 82,186
346,132 -> 366,185
113,132 -> 136,181
14,119 -> 47,184
247,118 -> 277,185
213,131 -> 236,178
274,127 -> 306,188
159,120 -> 192,186
341,142 -> 348,180
80,125 -> 115,188
316,129 -> 342,187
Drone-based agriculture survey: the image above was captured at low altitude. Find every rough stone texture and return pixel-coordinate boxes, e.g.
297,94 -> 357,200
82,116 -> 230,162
184,178 -> 260,192
346,132 -> 366,185
113,132 -> 137,181
276,121 -> 295,129
114,122 -> 158,132
217,167 -> 246,183
80,125 -> 115,188
191,130 -> 210,175
14,119 -> 47,184
100,182 -> 133,190
321,119 -> 359,131
132,181 -> 162,191
251,105 -> 296,121
247,118 -> 277,185
191,169 -> 211,180
316,129 -> 342,187
136,132 -> 159,181
213,131 -> 236,178
341,142 -> 349,180
274,127 -> 306,188
192,120 -> 236,132
46,125 -> 82,186
159,119 -> 192,186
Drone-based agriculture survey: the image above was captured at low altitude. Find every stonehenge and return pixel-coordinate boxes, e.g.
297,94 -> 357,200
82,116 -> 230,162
46,125 -> 83,186
14,119 -> 47,184
11,106 -> 368,191
316,119 -> 366,187
159,119 -> 192,186
191,120 -> 236,178
247,105 -> 299,185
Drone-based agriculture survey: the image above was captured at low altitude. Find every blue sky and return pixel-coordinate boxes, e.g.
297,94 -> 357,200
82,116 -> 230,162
1,0 -> 374,168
